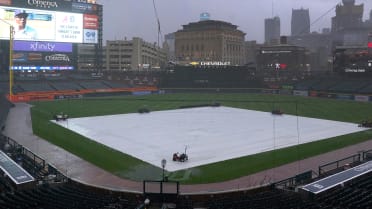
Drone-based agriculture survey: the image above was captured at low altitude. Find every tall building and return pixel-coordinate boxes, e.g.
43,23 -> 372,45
365,10 -> 372,26
331,0 -> 369,47
105,37 -> 166,71
288,32 -> 332,71
244,41 -> 260,66
331,0 -> 363,32
291,8 -> 310,36
175,20 -> 245,65
264,16 -> 280,44
77,44 -> 97,71
163,33 -> 175,62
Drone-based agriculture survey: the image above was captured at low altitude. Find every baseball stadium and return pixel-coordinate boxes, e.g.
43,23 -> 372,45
1,1 -> 372,209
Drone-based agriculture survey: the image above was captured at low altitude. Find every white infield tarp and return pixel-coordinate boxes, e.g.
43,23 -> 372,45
52,107 -> 367,172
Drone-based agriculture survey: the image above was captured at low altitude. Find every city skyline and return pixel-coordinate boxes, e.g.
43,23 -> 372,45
97,0 -> 372,44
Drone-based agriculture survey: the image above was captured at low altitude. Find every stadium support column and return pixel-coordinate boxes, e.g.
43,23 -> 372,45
9,26 -> 14,100
1,17 -> 14,100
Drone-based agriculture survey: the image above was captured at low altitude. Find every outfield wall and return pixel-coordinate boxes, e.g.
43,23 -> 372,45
161,88 -> 372,103
7,86 -> 158,102
6,85 -> 372,103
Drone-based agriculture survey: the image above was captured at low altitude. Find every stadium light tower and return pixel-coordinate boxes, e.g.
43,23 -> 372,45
161,158 -> 166,181
0,18 -> 14,100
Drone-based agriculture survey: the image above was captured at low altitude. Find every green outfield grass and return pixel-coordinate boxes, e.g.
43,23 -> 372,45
30,93 -> 372,184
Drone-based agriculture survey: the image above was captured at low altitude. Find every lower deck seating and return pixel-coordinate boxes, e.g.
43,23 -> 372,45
0,182 -> 138,209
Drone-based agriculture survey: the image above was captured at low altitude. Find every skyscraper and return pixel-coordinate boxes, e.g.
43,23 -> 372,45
331,0 -> 367,46
264,16 -> 280,45
164,33 -> 175,61
291,8 -> 310,36
331,0 -> 363,32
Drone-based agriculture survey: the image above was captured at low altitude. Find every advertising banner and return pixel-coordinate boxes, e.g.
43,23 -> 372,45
4,0 -> 98,12
83,14 -> 97,29
132,91 -> 152,96
72,2 -> 97,13
12,52 -> 28,62
13,52 -> 72,64
0,0 -> 11,6
11,0 -> 72,12
293,90 -> 309,97
281,85 -> 294,90
13,40 -> 73,52
318,92 -> 336,98
336,94 -> 353,100
13,52 -> 42,62
12,50 -> 74,71
55,12 -> 83,42
83,29 -> 97,43
55,94 -> 83,100
44,53 -> 72,64
354,95 -> 369,102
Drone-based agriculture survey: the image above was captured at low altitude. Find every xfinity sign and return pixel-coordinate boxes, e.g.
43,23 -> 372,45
13,41 -> 73,52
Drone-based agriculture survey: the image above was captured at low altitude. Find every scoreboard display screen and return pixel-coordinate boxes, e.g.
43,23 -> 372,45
0,6 -> 98,44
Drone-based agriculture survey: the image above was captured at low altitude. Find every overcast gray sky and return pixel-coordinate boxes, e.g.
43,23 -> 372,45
97,0 -> 372,44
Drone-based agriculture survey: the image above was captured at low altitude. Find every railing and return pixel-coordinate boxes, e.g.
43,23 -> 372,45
362,149 -> 372,161
274,170 -> 313,190
0,133 -> 67,183
318,153 -> 362,177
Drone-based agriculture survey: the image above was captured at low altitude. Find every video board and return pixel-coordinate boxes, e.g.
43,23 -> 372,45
12,50 -> 74,71
333,47 -> 372,74
0,5 -> 98,43
12,65 -> 74,71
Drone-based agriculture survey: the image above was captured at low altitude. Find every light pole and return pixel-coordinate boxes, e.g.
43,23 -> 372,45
161,158 -> 166,181
0,18 -> 14,100
144,198 -> 150,209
